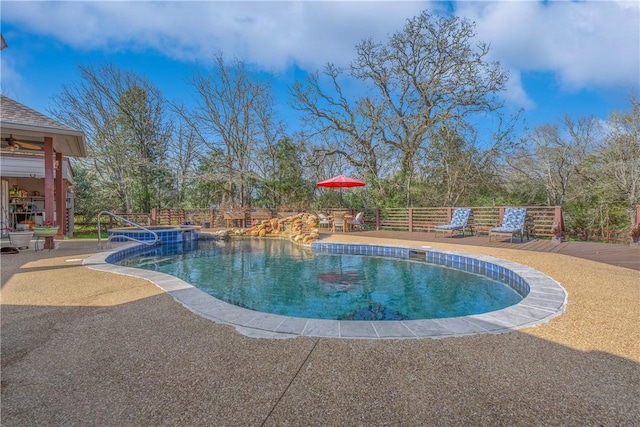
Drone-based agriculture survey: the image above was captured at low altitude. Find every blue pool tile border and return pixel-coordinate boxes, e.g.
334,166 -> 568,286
311,243 -> 531,298
107,227 -> 200,244
84,241 -> 568,340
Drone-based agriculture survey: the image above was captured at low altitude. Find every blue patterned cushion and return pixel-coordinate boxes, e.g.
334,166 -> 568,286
501,208 -> 526,230
435,224 -> 463,230
450,208 -> 471,226
434,208 -> 470,230
491,226 -> 520,233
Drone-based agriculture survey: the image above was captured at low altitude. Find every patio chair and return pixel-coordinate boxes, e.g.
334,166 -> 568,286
224,210 -> 246,228
433,208 -> 471,238
349,212 -> 365,231
250,208 -> 272,222
332,212 -> 346,232
489,207 -> 529,243
317,213 -> 331,229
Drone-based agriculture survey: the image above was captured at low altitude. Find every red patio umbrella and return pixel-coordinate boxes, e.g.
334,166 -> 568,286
317,174 -> 366,188
317,174 -> 366,206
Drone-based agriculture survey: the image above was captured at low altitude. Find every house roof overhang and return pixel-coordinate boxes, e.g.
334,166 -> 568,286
0,95 -> 87,157
0,122 -> 87,157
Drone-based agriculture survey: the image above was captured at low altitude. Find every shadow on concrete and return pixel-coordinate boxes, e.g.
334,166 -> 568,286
1,238 -> 638,425
2,294 -> 638,426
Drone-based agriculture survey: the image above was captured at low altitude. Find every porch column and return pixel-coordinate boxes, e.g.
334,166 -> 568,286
55,152 -> 66,238
43,138 -> 56,249
44,137 -> 54,226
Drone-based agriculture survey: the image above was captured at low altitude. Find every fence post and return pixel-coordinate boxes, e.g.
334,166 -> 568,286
376,208 -> 381,231
447,207 -> 453,222
631,205 -> 640,247
408,208 -> 414,232
552,206 -> 565,244
150,208 -> 157,226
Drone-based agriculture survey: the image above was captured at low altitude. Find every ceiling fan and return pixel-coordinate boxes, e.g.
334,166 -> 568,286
2,135 -> 43,151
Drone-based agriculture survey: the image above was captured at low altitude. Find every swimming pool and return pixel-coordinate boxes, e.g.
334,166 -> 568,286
115,239 -> 523,321
87,238 -> 567,339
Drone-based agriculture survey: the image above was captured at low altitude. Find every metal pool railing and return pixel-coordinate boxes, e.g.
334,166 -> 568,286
97,210 -> 159,249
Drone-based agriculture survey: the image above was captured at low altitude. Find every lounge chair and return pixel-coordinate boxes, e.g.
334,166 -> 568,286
433,208 -> 471,238
489,207 -> 529,243
349,212 -> 365,231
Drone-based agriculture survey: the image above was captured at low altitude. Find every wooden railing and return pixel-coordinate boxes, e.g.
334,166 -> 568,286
374,206 -> 562,238
97,213 -> 153,228
150,208 -> 216,227
74,204 -> 640,244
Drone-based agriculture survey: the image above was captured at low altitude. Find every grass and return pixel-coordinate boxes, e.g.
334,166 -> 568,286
73,232 -> 109,239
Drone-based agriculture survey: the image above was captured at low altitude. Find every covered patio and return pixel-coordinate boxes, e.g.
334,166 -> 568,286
0,95 -> 86,247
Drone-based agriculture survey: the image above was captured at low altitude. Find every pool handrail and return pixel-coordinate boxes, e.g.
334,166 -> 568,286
97,210 -> 159,249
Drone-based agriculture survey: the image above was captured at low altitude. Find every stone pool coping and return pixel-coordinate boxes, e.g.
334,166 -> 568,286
83,242 -> 568,339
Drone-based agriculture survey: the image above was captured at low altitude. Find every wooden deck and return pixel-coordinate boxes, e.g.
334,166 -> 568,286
340,230 -> 640,271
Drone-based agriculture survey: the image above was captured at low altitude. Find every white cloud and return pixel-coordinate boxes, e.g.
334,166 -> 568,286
0,50 -> 26,100
3,1 -> 637,114
502,67 -> 535,111
0,1 -> 432,71
456,0 -> 640,103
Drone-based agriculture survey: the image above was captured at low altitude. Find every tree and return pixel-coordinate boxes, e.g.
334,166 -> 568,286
291,10 -> 513,206
69,162 -> 119,218
595,95 -> 640,224
290,64 -> 383,180
254,137 -> 313,209
50,64 -> 174,213
188,53 -> 278,208
115,84 -> 173,212
189,147 -> 228,209
167,119 -> 205,207
507,115 -> 597,206
422,126 -> 501,206
351,11 -> 509,176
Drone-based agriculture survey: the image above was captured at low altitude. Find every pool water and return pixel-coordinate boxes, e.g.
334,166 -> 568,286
116,239 -> 522,320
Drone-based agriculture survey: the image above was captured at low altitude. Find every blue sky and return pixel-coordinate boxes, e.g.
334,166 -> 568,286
1,1 -> 638,140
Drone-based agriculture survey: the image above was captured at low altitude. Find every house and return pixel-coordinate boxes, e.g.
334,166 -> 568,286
1,95 -> 87,240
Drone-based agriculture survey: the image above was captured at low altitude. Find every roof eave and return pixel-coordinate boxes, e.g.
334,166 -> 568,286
0,121 -> 87,157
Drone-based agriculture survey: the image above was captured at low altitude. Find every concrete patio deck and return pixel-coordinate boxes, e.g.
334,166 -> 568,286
1,234 -> 638,425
